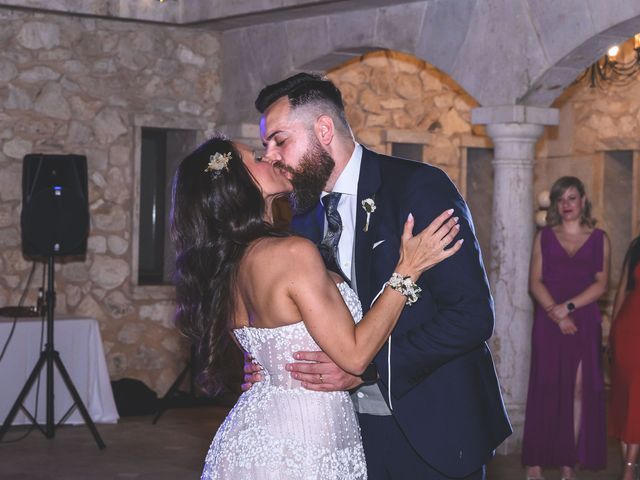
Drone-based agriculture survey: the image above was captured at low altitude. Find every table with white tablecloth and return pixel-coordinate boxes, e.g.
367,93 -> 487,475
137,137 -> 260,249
0,316 -> 119,426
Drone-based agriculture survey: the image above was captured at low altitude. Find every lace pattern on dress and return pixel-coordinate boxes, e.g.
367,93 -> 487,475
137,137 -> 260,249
202,282 -> 367,479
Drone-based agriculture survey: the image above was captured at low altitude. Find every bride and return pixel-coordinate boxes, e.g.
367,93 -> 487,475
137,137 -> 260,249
170,136 -> 462,479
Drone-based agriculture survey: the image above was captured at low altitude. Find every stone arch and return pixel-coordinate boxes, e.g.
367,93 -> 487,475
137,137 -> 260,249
220,1 -> 479,127
521,14 -> 640,106
221,1 -> 640,128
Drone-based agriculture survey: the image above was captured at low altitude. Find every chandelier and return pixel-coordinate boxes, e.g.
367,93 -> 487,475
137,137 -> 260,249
580,33 -> 640,88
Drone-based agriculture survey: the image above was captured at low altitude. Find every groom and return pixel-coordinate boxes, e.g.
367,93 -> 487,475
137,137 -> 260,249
251,73 -> 511,479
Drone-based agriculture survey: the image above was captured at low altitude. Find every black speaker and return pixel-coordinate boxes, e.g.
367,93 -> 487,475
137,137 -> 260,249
21,154 -> 89,257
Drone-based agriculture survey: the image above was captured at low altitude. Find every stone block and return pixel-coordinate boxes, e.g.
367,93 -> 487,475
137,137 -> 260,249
104,291 -> 134,319
17,21 -> 61,50
76,293 -> 106,320
19,66 -> 60,83
355,128 -> 383,147
0,163 -> 21,201
88,235 -> 107,254
391,110 -> 415,129
2,137 -> 32,160
118,322 -> 145,345
360,88 -> 381,114
34,82 -> 71,120
395,73 -> 422,100
327,8 -> 376,53
67,120 -> 94,145
66,284 -> 82,307
104,168 -> 130,204
107,235 -> 128,256
285,16 -> 331,69
0,59 -> 18,83
0,204 -> 15,228
332,68 -> 369,86
139,302 -> 175,329
365,113 -> 390,127
379,98 -> 405,110
440,108 -> 471,135
93,107 -> 127,144
93,205 -> 127,231
7,85 -> 34,110
344,106 -> 365,130
0,228 -> 20,248
337,82 -> 359,106
527,0 -> 595,66
369,68 -> 394,97
62,262 -> 90,283
450,0 -> 547,106
89,256 -> 130,290
414,0 -> 475,75
374,3 -> 427,54
133,344 -> 165,370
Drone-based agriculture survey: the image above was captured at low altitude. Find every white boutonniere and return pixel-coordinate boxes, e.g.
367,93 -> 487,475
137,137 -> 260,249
361,197 -> 376,232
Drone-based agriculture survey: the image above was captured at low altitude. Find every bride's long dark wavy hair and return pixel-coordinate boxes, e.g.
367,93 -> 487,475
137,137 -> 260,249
170,136 -> 286,393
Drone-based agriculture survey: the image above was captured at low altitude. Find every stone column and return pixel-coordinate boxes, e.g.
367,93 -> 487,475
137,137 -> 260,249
471,106 -> 558,454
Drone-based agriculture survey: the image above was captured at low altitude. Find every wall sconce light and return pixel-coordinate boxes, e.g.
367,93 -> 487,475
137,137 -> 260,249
579,33 -> 640,88
535,190 -> 550,227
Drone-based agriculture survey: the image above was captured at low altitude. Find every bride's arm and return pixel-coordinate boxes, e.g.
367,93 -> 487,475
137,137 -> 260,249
288,210 -> 460,376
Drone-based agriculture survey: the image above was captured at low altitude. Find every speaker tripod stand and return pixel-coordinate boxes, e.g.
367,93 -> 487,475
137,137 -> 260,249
0,256 -> 105,449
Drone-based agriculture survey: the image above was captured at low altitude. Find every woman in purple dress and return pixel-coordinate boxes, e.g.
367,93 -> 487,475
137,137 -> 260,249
522,176 -> 610,480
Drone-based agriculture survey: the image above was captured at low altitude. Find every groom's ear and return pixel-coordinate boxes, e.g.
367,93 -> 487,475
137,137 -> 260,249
315,115 -> 334,146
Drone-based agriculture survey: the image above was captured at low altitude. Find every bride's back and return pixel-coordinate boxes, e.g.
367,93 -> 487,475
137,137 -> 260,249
234,236 -> 308,330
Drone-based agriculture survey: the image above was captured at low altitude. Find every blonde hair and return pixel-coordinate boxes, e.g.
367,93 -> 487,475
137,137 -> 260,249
545,176 -> 596,228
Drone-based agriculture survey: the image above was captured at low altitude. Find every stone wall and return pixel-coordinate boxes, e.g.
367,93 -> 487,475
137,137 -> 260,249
0,8 -> 221,394
327,50 -> 482,189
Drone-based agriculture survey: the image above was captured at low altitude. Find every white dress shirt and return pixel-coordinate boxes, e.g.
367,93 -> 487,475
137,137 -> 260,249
321,143 -> 391,416
321,143 -> 362,284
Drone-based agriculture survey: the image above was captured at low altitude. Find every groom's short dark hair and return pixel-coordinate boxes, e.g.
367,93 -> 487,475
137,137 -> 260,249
255,73 -> 349,129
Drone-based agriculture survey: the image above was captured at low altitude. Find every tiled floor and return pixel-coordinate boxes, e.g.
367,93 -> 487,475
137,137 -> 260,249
0,405 -> 625,479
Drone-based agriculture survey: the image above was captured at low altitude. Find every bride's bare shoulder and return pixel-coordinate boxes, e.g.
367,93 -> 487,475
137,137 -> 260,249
244,237 -> 322,274
252,235 -> 319,258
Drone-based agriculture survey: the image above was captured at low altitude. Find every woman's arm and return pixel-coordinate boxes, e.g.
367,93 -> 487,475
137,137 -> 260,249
528,230 -> 557,311
529,229 -> 578,334
611,261 -> 629,322
288,211 -> 461,375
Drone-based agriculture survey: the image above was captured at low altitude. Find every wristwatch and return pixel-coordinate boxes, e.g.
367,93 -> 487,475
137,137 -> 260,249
359,363 -> 378,385
567,302 -> 576,312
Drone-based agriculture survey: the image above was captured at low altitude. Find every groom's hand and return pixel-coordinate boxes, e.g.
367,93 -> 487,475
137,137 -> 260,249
241,352 -> 263,392
286,351 -> 363,392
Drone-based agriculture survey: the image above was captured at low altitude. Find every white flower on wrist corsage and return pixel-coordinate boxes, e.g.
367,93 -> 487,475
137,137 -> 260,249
361,197 -> 376,232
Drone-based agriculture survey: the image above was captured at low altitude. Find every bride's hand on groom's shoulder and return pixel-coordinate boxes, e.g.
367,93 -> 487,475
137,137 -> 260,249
396,209 -> 463,280
241,352 -> 263,392
286,351 -> 363,392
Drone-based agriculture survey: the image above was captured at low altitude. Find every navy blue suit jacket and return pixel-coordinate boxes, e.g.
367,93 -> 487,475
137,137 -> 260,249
292,148 -> 511,477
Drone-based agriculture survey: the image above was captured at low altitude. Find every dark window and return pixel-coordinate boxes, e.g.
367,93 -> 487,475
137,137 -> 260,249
465,148 -> 494,272
139,128 -> 197,285
391,142 -> 423,162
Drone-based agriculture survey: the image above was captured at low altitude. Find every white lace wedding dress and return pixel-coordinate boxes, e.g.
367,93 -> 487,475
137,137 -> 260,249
201,282 -> 367,479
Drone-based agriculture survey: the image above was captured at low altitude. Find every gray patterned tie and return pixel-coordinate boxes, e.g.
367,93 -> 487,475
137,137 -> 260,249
319,192 -> 348,282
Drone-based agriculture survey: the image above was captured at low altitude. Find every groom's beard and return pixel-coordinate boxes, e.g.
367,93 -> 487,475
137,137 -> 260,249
284,141 -> 335,214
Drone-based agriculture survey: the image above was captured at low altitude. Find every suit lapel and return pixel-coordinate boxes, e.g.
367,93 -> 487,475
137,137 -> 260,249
355,148 -> 382,310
